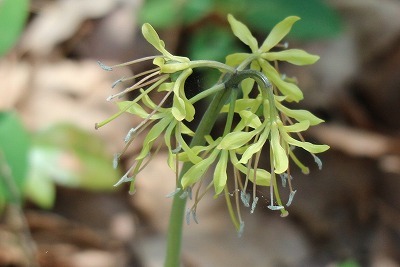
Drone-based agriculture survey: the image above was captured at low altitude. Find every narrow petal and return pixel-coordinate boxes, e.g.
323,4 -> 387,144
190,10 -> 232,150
275,100 -> 324,125
262,49 -> 320,65
225,53 -> 251,67
282,131 -> 330,153
213,150 -> 229,195
271,123 -> 288,174
259,16 -> 300,53
181,151 -> 219,188
227,14 -> 258,52
218,130 -> 259,150
259,60 -> 303,102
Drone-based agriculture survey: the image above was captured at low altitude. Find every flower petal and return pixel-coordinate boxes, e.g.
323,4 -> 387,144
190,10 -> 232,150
259,16 -> 300,53
259,60 -> 303,102
271,123 -> 288,174
275,100 -> 324,125
227,14 -> 258,52
262,49 -> 320,65
181,151 -> 219,188
282,131 -> 330,153
225,53 -> 251,67
213,150 -> 229,195
218,130 -> 259,150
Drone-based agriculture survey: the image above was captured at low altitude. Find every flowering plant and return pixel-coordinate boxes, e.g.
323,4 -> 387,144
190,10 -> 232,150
96,14 -> 329,266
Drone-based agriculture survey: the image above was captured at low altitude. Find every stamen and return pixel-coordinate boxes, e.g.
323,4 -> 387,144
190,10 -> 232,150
192,209 -> 199,224
113,153 -> 121,169
238,220 -> 245,237
97,61 -> 113,71
286,190 -> 297,206
185,208 -> 191,225
240,191 -> 250,207
113,173 -> 133,187
124,127 -> 137,143
312,154 -> 323,170
165,188 -> 181,198
250,196 -> 258,214
267,205 -> 284,210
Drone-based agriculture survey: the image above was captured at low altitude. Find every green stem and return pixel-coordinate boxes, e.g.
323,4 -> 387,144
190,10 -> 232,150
164,85 -> 233,267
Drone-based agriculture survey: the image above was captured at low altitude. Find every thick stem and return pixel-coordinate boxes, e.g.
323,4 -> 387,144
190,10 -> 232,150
164,85 -> 233,267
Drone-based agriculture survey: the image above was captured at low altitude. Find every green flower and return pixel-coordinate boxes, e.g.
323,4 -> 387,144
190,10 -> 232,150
226,14 -> 319,102
96,15 -> 330,233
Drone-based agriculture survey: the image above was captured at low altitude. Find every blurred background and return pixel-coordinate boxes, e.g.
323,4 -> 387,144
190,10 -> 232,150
0,0 -> 400,266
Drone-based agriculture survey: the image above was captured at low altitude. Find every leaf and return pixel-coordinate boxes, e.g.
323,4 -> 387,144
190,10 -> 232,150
181,151 -> 219,188
0,0 -> 29,56
188,25 -> 241,62
262,49 -> 320,65
213,150 -> 228,195
138,0 -> 181,28
259,16 -> 300,52
0,112 -> 30,204
243,0 -> 342,40
30,124 -> 121,192
227,14 -> 258,52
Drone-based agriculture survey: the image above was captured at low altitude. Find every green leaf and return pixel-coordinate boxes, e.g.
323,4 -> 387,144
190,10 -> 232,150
243,0 -> 342,40
0,112 -> 30,204
29,124 -> 121,192
181,151 -> 219,188
182,0 -> 213,25
259,16 -> 300,52
227,14 -> 258,52
270,123 -> 288,174
0,0 -> 29,56
138,0 -> 181,28
213,150 -> 228,195
262,49 -> 320,65
24,150 -> 56,209
188,25 -> 242,62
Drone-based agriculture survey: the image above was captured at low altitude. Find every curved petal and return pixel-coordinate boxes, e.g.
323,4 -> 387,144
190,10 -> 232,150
270,123 -> 288,174
259,60 -> 303,102
227,14 -> 258,52
213,150 -> 229,195
259,16 -> 300,53
262,49 -> 320,65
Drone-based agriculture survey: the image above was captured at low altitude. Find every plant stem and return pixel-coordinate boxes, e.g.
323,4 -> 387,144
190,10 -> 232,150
164,84 -> 233,267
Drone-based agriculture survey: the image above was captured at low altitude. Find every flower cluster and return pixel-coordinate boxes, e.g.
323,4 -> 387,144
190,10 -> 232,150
96,14 -> 329,233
